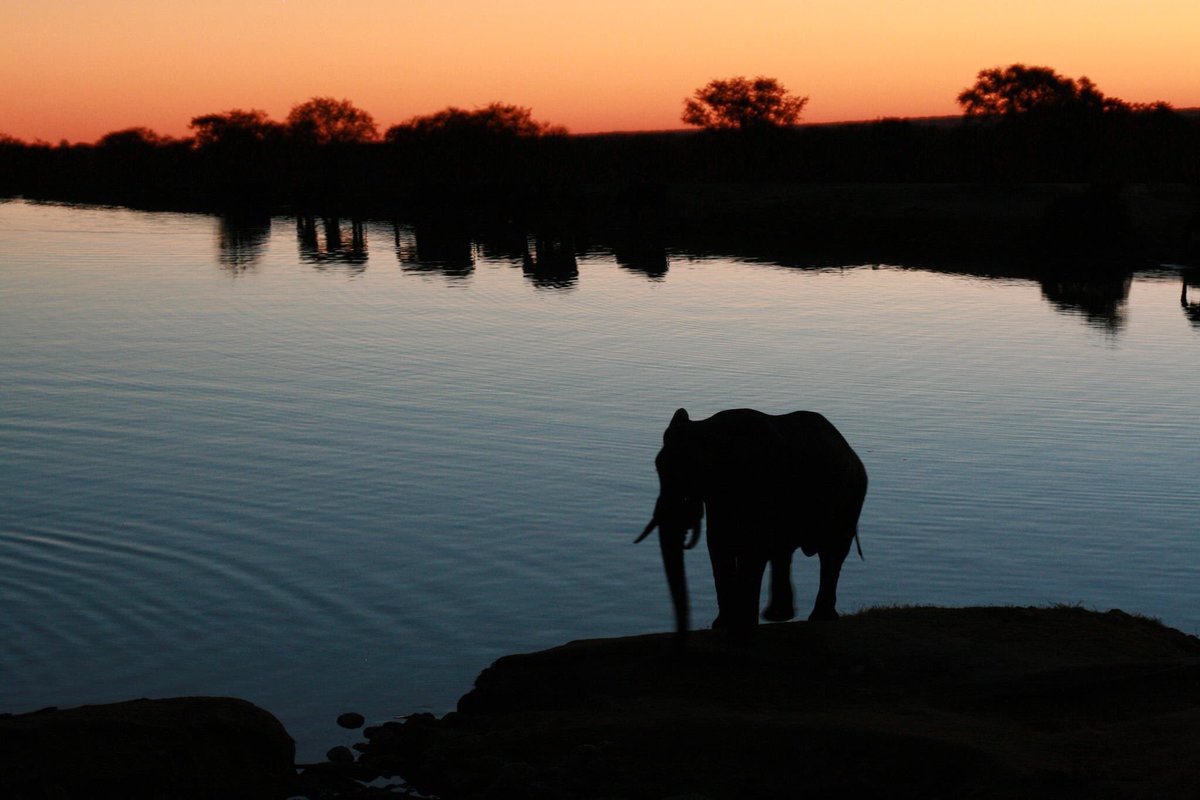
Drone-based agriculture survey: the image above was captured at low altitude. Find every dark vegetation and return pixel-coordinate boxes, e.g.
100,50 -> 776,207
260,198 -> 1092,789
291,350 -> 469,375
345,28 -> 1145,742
0,65 -> 1195,266
1,65 -> 1195,223
4,105 -> 1194,207
682,75 -> 809,130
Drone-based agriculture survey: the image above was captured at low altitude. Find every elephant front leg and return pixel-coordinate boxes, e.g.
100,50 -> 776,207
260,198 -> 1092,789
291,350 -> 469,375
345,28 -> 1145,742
713,551 -> 767,636
732,553 -> 769,635
708,542 -> 766,633
761,549 -> 796,622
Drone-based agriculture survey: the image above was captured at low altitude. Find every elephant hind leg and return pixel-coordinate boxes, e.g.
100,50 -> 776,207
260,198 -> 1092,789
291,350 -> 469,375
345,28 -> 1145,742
809,534 -> 852,622
761,550 -> 796,622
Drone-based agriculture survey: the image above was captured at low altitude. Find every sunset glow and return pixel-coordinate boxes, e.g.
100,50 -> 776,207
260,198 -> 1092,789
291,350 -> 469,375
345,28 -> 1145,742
3,0 -> 1198,143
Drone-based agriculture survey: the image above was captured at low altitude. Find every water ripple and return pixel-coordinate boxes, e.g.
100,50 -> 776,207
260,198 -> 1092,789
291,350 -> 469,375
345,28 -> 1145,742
2,202 -> 1198,760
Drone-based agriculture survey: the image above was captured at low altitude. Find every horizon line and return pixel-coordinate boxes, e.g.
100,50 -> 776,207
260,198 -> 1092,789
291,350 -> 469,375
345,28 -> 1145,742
14,105 -> 1199,147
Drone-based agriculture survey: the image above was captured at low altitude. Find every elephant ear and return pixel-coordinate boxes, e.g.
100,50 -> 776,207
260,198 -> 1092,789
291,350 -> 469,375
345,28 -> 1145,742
669,408 -> 690,428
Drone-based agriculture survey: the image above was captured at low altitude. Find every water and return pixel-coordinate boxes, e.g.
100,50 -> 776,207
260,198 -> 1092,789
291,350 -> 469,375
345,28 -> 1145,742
1,200 -> 1197,758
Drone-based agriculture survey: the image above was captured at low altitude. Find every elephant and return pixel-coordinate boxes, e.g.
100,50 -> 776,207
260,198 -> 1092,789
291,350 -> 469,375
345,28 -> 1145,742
636,408 -> 867,636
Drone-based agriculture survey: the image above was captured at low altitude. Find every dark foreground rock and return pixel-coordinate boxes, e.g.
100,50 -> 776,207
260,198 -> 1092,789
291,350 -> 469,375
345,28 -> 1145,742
311,606 -> 1200,799
0,696 -> 294,800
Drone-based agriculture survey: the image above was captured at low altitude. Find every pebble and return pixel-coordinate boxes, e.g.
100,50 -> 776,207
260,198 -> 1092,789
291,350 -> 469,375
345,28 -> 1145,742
336,711 -> 365,729
326,745 -> 354,764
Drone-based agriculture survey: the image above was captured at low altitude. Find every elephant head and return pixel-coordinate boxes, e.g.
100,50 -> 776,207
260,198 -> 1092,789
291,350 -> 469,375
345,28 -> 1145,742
635,408 -> 705,635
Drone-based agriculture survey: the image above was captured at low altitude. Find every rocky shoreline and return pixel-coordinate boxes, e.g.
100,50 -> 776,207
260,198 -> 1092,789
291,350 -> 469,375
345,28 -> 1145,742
0,696 -> 295,799
4,606 -> 1199,799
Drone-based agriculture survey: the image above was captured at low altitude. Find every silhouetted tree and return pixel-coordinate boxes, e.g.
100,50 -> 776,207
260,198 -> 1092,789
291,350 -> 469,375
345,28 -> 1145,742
190,109 -> 283,148
682,76 -> 808,130
1131,100 -> 1178,114
385,103 -> 565,142
285,97 -> 377,145
0,134 -> 26,194
96,127 -> 167,149
954,64 -> 1187,180
957,65 -> 1132,117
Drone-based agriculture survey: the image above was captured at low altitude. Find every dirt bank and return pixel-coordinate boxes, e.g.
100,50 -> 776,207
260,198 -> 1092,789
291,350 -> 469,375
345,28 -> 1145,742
305,606 -> 1200,799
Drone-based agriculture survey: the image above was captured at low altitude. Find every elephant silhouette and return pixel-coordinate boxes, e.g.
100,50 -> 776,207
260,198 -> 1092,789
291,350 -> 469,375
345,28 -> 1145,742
637,408 -> 867,636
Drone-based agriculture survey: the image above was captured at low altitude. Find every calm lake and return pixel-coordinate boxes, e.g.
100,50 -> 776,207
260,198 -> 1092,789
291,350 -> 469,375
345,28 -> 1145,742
2,199 -> 1197,759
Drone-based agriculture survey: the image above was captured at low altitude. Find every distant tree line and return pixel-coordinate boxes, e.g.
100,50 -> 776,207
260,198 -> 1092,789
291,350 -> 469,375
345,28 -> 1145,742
1,65 -> 1196,216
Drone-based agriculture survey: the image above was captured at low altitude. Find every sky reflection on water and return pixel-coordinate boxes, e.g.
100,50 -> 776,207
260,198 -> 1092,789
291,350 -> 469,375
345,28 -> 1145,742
1,200 -> 1196,759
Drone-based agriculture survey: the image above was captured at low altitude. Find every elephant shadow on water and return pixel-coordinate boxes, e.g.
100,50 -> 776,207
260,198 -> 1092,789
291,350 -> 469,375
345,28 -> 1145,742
637,408 -> 867,638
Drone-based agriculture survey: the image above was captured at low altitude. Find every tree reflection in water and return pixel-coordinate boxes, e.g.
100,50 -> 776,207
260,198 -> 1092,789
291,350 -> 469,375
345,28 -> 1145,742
1038,268 -> 1133,333
521,234 -> 578,290
394,221 -> 474,279
296,216 -> 367,274
614,229 -> 669,280
207,212 -> 1186,334
216,215 -> 271,273
1181,268 -> 1200,330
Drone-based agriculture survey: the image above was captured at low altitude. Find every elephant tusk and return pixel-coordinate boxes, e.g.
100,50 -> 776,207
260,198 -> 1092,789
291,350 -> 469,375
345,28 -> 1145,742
684,526 -> 701,550
634,516 -> 658,543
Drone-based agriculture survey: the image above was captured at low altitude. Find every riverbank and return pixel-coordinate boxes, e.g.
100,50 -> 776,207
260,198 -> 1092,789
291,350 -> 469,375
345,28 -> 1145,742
6,108 -> 1198,266
300,605 -> 1200,799
4,606 -> 1198,799
5,181 -> 1198,270
656,181 -> 1200,268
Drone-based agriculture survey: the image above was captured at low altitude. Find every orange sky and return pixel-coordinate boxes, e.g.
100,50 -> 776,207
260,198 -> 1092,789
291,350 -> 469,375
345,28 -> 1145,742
2,0 -> 1198,143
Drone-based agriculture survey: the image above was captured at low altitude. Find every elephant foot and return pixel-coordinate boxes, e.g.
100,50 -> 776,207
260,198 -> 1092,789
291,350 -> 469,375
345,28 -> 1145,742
726,625 -> 755,645
761,603 -> 796,622
712,614 -> 761,640
808,607 -> 840,622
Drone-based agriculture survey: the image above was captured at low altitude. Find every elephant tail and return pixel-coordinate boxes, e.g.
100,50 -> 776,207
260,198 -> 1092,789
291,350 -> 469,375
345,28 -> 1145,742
854,528 -> 864,560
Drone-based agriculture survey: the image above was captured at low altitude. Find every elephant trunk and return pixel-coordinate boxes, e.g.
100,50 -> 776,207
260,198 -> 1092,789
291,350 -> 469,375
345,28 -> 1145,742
658,524 -> 690,635
637,492 -> 700,636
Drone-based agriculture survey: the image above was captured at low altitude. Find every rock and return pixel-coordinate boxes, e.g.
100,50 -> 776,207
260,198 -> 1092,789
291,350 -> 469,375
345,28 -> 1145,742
381,606 -> 1200,799
0,696 -> 294,799
335,711 -> 365,730
325,745 -> 354,764
405,712 -> 436,726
